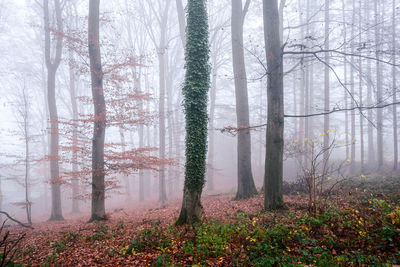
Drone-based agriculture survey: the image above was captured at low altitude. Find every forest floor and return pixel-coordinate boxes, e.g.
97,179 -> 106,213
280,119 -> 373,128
4,176 -> 400,266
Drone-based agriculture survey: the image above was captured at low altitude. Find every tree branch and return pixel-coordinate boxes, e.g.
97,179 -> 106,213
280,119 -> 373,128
0,211 -> 34,229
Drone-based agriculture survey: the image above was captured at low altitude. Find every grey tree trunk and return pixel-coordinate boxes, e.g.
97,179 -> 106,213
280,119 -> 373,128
44,0 -> 64,221
118,127 -> 131,199
366,0 -> 375,166
375,0 -> 384,170
68,51 -> 80,214
263,0 -> 284,210
88,0 -> 107,222
350,0 -> 356,170
22,85 -> 32,225
358,0 -> 365,172
176,0 -> 186,49
323,0 -> 330,164
157,1 -> 170,204
207,51 -> 217,192
232,0 -> 257,199
342,0 -> 349,160
392,0 -> 398,170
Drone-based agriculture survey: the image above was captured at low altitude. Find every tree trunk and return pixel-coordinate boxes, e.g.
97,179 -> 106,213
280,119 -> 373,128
119,127 -> 131,199
207,52 -> 217,192
44,0 -> 64,221
232,0 -> 257,199
157,2 -> 170,204
358,0 -> 365,172
375,0 -> 384,170
23,86 -> 32,225
69,51 -> 80,214
176,0 -> 210,225
176,0 -> 186,49
298,0 -> 305,164
88,0 -> 107,222
366,0 -> 375,167
393,0 -> 398,170
342,0 -> 349,161
350,0 -> 356,170
323,0 -> 330,164
263,0 -> 284,210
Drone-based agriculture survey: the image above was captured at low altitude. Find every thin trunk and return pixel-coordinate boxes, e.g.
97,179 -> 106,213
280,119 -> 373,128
207,52 -> 217,192
23,86 -> 32,225
323,0 -> 330,164
350,0 -> 356,169
232,0 -> 257,199
157,2 -> 170,204
136,69 -> 145,202
88,0 -> 107,222
298,0 -> 305,161
342,0 -> 349,160
375,0 -> 384,170
176,0 -> 186,49
367,0 -> 375,166
359,0 -> 365,172
393,0 -> 398,170
44,0 -> 63,221
263,0 -> 284,210
69,51 -> 80,213
119,127 -> 131,198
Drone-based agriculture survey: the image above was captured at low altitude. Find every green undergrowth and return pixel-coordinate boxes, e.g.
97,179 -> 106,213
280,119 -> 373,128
126,197 -> 400,266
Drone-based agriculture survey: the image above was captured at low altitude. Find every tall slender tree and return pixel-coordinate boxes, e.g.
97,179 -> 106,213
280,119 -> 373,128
323,0 -> 330,164
44,0 -> 64,221
231,0 -> 257,199
375,0 -> 384,170
392,0 -> 398,170
88,0 -> 107,222
263,0 -> 284,210
176,0 -> 210,224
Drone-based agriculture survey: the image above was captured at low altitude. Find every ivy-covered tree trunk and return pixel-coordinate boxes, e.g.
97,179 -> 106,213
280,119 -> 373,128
176,0 -> 210,225
88,0 -> 107,222
263,0 -> 285,210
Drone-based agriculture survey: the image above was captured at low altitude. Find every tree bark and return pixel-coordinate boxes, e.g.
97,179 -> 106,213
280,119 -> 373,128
232,0 -> 257,199
44,0 -> 64,221
263,0 -> 284,210
88,0 -> 107,222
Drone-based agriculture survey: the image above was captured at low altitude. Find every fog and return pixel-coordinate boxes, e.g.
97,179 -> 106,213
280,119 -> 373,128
0,0 -> 398,225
